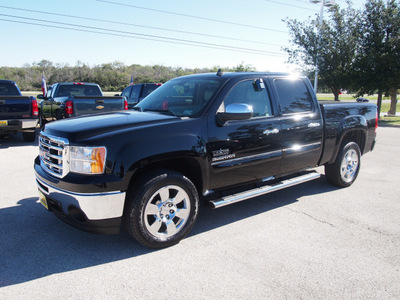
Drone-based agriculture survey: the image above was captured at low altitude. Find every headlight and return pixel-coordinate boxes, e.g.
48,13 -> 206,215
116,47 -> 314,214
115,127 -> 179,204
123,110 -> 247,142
69,146 -> 106,174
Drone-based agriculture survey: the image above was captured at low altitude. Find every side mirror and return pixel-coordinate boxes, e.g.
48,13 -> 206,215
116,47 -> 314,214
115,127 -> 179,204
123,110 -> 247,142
37,94 -> 44,100
253,78 -> 265,91
217,103 -> 253,125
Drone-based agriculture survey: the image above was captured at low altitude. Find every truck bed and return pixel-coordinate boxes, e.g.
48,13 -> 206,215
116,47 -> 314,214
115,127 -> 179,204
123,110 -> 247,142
0,96 -> 34,119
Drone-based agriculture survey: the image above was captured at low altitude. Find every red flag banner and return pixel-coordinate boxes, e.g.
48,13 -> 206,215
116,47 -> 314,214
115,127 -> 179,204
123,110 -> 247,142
41,72 -> 47,96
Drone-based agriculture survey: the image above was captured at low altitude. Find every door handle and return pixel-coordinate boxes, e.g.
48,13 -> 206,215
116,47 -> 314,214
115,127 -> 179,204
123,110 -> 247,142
263,128 -> 280,135
308,122 -> 321,128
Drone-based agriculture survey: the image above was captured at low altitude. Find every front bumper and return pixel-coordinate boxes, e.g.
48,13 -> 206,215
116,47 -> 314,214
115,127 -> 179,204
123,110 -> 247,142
36,174 -> 126,235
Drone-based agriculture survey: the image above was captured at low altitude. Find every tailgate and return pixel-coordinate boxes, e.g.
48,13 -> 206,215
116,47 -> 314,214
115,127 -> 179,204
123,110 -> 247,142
72,96 -> 126,116
0,96 -> 32,119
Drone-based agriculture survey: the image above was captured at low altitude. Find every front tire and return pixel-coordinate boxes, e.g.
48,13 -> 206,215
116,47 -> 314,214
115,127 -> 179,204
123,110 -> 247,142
325,142 -> 361,187
124,170 -> 199,248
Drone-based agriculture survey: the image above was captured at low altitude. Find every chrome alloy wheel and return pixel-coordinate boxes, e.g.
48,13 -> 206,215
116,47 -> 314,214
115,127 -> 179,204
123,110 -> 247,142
144,185 -> 191,238
340,148 -> 359,183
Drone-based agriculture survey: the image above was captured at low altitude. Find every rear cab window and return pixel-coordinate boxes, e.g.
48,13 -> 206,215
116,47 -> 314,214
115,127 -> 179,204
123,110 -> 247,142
55,84 -> 102,97
0,82 -> 20,96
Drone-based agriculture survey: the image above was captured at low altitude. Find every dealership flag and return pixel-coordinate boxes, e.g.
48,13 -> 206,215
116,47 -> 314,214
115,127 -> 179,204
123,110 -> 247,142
130,74 -> 133,85
41,71 -> 47,96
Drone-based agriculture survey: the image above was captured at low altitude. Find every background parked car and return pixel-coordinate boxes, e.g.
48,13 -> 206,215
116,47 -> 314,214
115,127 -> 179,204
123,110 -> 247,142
38,82 -> 127,126
0,79 -> 38,142
120,83 -> 162,108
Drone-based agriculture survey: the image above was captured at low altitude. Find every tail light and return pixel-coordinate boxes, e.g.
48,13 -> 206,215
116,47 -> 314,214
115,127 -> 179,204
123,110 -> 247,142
124,99 -> 128,110
32,98 -> 39,117
65,100 -> 74,115
375,111 -> 378,134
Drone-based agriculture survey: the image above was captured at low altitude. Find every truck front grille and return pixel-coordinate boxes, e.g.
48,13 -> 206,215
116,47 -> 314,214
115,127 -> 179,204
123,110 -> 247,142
39,133 -> 69,178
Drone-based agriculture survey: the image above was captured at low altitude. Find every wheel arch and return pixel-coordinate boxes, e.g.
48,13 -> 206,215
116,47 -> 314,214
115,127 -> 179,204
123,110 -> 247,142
328,129 -> 366,164
125,154 -> 207,198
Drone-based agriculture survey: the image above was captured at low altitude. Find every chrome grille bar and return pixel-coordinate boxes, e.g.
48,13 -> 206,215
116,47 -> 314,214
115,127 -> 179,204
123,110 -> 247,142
39,133 -> 69,178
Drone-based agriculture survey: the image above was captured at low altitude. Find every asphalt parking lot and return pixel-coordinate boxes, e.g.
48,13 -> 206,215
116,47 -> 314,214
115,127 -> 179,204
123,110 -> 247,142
1,126 -> 399,299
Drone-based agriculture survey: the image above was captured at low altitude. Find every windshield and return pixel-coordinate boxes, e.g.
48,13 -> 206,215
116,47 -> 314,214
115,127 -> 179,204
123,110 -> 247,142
136,77 -> 223,117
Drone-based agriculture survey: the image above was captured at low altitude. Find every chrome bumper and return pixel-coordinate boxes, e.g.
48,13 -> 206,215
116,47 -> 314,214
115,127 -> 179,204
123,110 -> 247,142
36,176 -> 126,221
20,119 -> 38,129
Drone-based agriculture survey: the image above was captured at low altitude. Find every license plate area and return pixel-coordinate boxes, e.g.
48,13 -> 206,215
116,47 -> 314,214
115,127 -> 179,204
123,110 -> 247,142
38,190 -> 49,210
0,120 -> 8,126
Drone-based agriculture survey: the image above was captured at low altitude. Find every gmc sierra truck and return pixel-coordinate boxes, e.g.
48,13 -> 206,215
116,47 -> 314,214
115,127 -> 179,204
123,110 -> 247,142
37,82 -> 128,126
34,72 -> 377,248
0,79 -> 38,142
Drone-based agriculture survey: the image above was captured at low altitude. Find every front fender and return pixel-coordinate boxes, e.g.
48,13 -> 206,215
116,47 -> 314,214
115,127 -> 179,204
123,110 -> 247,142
105,121 -> 209,192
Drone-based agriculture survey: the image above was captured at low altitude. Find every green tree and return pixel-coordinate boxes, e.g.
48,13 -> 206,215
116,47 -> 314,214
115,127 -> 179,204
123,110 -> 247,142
284,1 -> 359,100
352,0 -> 400,116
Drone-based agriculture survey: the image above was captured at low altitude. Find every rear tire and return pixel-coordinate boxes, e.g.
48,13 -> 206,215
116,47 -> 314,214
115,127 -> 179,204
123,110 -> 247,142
124,170 -> 199,248
325,142 -> 361,187
22,130 -> 36,142
39,116 -> 47,128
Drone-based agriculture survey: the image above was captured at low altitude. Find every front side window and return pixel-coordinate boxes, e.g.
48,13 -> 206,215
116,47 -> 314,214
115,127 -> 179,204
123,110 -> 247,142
121,86 -> 132,98
274,78 -> 313,114
222,79 -> 272,117
46,86 -> 54,98
130,85 -> 141,102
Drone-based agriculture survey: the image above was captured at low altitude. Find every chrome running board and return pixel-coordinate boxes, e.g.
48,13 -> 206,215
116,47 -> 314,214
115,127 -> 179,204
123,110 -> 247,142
209,172 -> 321,209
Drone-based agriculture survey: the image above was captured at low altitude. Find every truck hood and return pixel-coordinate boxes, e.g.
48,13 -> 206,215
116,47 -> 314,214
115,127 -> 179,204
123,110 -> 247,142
42,110 -> 179,142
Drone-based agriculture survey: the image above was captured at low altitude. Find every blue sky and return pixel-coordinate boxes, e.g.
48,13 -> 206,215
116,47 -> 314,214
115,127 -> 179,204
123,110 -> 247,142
1,0 -> 366,72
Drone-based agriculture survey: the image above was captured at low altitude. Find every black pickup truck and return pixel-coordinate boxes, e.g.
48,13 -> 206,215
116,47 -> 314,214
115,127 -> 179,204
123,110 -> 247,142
0,79 -> 38,142
37,82 -> 128,126
34,72 -> 377,248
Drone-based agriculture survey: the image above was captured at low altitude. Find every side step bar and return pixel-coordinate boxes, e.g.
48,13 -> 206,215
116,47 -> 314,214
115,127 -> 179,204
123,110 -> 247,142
209,172 -> 321,209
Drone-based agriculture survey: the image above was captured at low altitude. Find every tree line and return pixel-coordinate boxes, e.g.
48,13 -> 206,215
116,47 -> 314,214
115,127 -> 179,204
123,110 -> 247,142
284,0 -> 400,116
0,60 -> 255,92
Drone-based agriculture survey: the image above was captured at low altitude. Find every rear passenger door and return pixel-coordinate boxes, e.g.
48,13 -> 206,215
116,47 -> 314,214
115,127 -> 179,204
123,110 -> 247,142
269,76 -> 323,175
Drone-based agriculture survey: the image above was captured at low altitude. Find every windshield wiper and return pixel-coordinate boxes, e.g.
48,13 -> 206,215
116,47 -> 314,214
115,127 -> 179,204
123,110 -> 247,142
143,109 -> 176,116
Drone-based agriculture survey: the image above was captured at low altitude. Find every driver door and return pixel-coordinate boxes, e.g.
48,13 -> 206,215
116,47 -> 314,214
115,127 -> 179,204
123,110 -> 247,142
207,78 -> 282,190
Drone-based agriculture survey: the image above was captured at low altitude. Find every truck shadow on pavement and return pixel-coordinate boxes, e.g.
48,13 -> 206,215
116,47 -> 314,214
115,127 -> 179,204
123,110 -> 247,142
0,176 -> 336,287
0,131 -> 39,148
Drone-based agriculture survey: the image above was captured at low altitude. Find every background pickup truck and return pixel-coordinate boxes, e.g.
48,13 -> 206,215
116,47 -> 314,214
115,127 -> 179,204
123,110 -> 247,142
120,83 -> 162,108
37,82 -> 128,126
0,79 -> 38,142
34,72 -> 377,248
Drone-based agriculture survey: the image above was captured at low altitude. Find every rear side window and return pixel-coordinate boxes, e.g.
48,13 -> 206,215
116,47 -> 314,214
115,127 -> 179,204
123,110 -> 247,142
274,78 -> 313,114
141,84 -> 161,100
